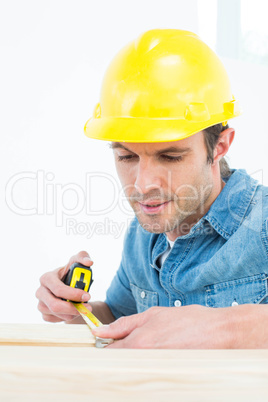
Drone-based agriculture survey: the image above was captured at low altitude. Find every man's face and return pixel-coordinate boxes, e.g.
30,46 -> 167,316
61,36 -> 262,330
112,131 -> 217,237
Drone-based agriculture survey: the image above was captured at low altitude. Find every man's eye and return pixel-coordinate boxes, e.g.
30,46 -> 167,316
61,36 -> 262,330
160,155 -> 183,162
117,154 -> 137,162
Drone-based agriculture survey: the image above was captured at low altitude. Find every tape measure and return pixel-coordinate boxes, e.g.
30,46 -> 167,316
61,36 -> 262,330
64,262 -> 93,293
63,262 -> 113,348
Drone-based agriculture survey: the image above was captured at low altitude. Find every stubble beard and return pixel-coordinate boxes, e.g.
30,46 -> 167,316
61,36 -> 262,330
129,173 -> 214,235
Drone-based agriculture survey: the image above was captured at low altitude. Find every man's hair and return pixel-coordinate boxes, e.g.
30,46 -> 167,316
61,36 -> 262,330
203,123 -> 231,178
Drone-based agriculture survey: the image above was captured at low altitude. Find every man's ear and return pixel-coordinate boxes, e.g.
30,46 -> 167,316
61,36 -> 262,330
212,128 -> 235,164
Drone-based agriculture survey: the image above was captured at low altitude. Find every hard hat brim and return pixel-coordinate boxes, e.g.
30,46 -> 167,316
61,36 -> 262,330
84,113 -> 241,143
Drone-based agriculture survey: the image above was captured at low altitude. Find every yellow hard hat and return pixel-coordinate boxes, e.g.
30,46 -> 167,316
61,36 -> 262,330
84,29 -> 241,143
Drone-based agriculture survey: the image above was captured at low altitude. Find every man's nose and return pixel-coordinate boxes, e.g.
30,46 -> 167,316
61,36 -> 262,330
134,159 -> 162,194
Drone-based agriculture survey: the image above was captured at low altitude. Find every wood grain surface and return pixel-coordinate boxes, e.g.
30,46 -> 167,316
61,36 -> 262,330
0,324 -> 268,401
0,323 -> 95,346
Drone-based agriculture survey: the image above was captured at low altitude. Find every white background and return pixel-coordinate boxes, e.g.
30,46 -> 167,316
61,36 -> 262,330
1,0 -> 268,323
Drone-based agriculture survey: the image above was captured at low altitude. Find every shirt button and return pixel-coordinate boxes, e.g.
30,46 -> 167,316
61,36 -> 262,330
140,291 -> 146,299
174,300 -> 182,307
232,301 -> 239,306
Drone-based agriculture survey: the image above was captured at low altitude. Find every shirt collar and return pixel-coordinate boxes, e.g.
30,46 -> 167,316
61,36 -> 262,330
203,169 -> 259,240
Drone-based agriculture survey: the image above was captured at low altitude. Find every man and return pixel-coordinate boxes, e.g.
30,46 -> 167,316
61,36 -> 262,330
36,29 -> 268,348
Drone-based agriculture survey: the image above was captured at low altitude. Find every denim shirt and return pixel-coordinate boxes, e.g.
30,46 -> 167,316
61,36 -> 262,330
105,169 -> 268,319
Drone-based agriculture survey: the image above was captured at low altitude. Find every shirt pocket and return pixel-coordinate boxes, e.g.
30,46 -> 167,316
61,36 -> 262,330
205,273 -> 268,308
130,283 -> 159,313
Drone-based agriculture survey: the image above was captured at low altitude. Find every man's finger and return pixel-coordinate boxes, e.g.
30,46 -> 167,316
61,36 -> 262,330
68,251 -> 93,269
42,313 -> 73,323
92,312 -> 146,339
36,285 -> 83,316
58,251 -> 94,281
40,272 -> 91,302
106,325 -> 151,349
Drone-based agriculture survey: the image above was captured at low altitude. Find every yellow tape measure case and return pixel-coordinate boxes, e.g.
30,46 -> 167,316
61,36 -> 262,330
64,263 -> 93,293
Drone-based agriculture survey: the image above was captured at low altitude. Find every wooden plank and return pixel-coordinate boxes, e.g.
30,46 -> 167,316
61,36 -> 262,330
1,346 -> 268,401
0,323 -> 95,347
1,324 -> 268,401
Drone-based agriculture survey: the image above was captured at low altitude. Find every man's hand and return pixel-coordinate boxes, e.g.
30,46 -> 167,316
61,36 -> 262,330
35,251 -> 93,323
92,304 -> 268,349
